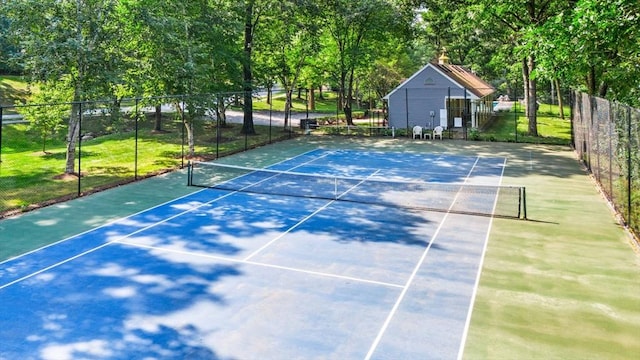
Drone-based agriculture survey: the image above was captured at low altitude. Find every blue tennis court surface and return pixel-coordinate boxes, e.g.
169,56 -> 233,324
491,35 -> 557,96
0,149 -> 508,359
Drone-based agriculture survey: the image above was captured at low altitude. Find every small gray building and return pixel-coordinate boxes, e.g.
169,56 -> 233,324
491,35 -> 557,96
383,53 -> 496,132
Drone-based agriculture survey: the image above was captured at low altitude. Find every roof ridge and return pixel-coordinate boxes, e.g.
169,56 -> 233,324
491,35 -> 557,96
430,61 -> 495,98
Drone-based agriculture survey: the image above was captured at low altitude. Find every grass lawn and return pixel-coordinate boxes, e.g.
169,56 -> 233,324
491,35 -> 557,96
0,114 -> 298,215
0,75 -> 32,112
252,89 -> 367,114
475,104 -> 572,145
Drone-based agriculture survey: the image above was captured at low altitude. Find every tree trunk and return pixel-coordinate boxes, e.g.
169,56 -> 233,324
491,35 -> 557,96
587,66 -> 597,95
154,104 -> 162,131
554,78 -> 565,120
283,89 -> 292,129
522,58 -> 529,119
308,87 -> 315,111
65,102 -> 81,174
242,0 -> 256,135
598,82 -> 608,97
344,70 -> 355,126
176,102 -> 195,157
217,95 -> 227,127
187,120 -> 195,156
526,55 -> 538,136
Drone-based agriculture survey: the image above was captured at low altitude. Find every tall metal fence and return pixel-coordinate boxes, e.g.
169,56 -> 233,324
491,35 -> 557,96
571,91 -> 640,238
0,92 -> 304,217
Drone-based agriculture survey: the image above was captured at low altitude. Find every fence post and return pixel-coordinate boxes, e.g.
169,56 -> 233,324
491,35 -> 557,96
180,95 -> 185,167
627,106 -> 632,227
269,94 -> 273,144
289,96 -> 293,139
585,95 -> 592,171
514,82 -> 518,143
0,106 -> 3,163
215,94 -> 220,159
246,90 -> 250,149
608,100 -> 613,199
590,96 -> 602,183
134,97 -> 139,180
77,102 -> 83,196
569,91 -> 575,149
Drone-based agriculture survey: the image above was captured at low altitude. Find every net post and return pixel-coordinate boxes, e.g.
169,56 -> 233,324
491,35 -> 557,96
187,161 -> 192,186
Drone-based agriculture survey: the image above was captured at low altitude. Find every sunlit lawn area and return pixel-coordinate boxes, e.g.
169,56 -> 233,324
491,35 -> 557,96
0,75 -> 32,112
0,117 -> 296,214
252,89 -> 364,114
475,103 -> 571,145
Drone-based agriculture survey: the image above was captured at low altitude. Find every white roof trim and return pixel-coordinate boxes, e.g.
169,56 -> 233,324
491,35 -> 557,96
383,63 -> 479,100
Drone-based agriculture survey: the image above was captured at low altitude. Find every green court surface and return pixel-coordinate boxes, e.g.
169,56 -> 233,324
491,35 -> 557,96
1,136 -> 638,359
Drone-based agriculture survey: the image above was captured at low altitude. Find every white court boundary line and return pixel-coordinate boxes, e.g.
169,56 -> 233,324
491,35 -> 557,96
0,180 -> 204,267
363,156 -> 483,360
0,147 -> 323,267
243,169 -> 382,261
116,240 -> 404,289
0,188 -> 247,291
456,156 -> 509,360
0,148 -> 327,289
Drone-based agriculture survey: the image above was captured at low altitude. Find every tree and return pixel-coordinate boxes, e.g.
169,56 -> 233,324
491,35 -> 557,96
122,0 -> 242,154
0,12 -> 21,74
471,0 -> 575,136
253,0 -> 321,129
318,0 -> 412,125
241,0 -> 258,135
19,80 -> 71,153
534,0 -> 640,107
8,0 -> 126,174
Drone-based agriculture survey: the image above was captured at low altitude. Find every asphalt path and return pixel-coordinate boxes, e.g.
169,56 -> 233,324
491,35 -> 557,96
223,109 -> 327,127
0,107 -> 327,127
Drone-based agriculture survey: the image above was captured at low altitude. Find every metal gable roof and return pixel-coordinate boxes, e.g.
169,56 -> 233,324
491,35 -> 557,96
383,62 -> 495,100
430,61 -> 495,98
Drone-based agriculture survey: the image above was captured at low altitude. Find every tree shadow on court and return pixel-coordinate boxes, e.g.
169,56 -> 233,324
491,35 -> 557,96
303,201 -> 440,248
0,241 -> 241,359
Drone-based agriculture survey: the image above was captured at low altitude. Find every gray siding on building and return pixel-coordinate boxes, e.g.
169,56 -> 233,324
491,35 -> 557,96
386,64 -> 479,130
387,88 -> 443,129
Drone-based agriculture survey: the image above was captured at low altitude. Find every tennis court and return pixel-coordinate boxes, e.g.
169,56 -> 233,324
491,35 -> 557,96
0,147 -> 521,359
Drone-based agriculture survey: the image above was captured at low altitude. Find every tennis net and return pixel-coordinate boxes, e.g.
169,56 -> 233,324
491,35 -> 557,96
187,161 -> 527,219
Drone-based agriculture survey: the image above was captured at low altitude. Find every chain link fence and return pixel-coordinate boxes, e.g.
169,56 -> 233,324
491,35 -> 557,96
0,92 -> 303,217
571,91 -> 640,239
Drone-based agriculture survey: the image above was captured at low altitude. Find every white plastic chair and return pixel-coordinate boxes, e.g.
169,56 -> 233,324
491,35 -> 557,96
433,126 -> 444,140
412,125 -> 423,139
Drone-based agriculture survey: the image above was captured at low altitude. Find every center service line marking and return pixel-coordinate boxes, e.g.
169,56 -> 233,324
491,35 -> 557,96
117,240 -> 404,289
363,158 -> 481,360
